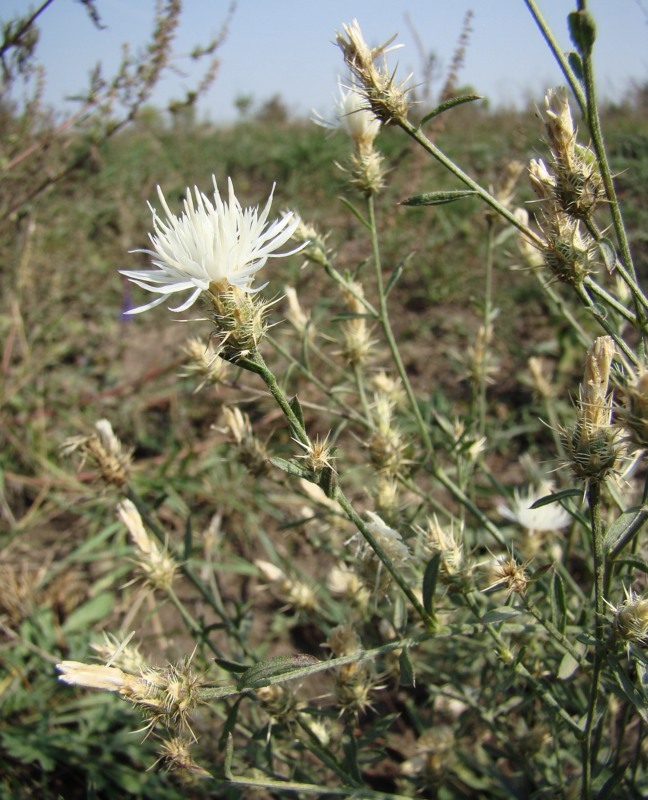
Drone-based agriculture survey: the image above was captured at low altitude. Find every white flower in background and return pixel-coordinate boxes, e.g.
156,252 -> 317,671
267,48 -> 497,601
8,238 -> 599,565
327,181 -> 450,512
497,483 -> 571,535
121,176 -> 303,314
313,80 -> 381,150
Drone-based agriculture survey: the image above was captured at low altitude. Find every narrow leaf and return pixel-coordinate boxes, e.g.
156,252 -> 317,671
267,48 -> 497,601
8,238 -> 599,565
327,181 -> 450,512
237,654 -> 320,691
289,395 -> 305,429
269,456 -> 312,480
183,515 -> 192,561
603,505 -> 647,555
557,651 -> 579,680
530,488 -> 580,509
418,93 -> 482,126
214,657 -> 248,674
597,237 -> 617,274
551,572 -> 567,635
338,196 -> 371,229
399,649 -> 416,688
401,189 -> 478,207
481,607 -> 521,624
62,592 -> 115,633
422,554 -> 441,616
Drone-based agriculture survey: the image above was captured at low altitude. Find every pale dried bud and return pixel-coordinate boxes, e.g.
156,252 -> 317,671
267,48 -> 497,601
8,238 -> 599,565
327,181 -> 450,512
615,366 -> 648,449
283,286 -> 314,339
182,337 -> 228,391
486,555 -> 529,597
528,356 -> 554,400
61,419 -> 132,487
613,589 -> 648,646
327,564 -> 371,611
222,406 -> 269,476
117,499 -> 177,592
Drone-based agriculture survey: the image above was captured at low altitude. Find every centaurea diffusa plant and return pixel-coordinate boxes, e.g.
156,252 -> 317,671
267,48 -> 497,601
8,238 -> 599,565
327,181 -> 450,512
51,4 -> 648,798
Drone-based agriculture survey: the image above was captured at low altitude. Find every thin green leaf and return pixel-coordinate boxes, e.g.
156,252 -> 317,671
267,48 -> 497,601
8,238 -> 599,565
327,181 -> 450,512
338,196 -> 370,229
237,654 -> 320,691
399,649 -> 416,688
214,657 -> 248,674
289,394 -> 305,429
422,553 -> 441,616
530,488 -> 581,509
551,571 -> 567,635
401,189 -> 478,207
183,515 -> 192,561
597,237 -> 617,274
557,651 -> 579,680
384,261 -> 405,296
603,505 -> 648,555
418,93 -> 482,126
269,456 -> 312,480
481,607 -> 521,625
615,555 -> 648,573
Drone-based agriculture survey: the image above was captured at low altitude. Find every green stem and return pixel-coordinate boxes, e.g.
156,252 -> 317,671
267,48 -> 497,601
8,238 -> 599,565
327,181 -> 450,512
523,0 -> 587,114
366,194 -> 434,457
581,479 -> 606,800
572,283 -> 639,366
397,118 -> 544,246
579,23 -> 642,318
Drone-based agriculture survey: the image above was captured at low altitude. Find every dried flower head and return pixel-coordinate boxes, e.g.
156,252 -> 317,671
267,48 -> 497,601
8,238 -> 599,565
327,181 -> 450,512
327,563 -> 371,612
289,213 -> 330,268
222,406 -> 269,476
336,19 -> 410,124
421,516 -> 468,584
157,737 -> 210,777
61,418 -> 132,488
121,176 -> 303,314
326,623 -> 379,715
561,336 -> 621,482
117,499 -> 177,592
255,559 -> 317,612
58,653 -> 204,737
486,554 -> 530,597
181,337 -> 228,391
348,511 -> 410,592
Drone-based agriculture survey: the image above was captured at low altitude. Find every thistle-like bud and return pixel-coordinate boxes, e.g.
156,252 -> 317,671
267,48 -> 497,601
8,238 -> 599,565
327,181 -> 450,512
255,683 -> 299,725
327,564 -> 371,613
335,20 -> 410,125
181,337 -> 228,392
421,516 -> 468,587
540,88 -> 604,218
368,394 -> 408,475
327,623 -> 378,714
339,281 -> 375,366
562,336 -> 620,482
289,214 -> 330,268
57,653 -> 204,736
117,499 -> 177,592
255,559 -> 318,612
283,286 -> 315,341
540,212 -> 597,286
222,406 -> 270,476
528,356 -> 554,400
157,737 -> 210,777
485,554 -> 529,598
207,283 -> 271,361
61,418 -> 132,488
612,589 -> 648,647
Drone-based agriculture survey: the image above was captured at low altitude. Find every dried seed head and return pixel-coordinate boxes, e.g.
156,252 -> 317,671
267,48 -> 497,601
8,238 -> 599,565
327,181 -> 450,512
117,499 -> 177,592
289,213 -> 330,268
335,19 -> 410,124
255,683 -> 298,723
486,554 -> 529,597
61,418 -> 132,488
255,559 -> 318,612
181,337 -> 228,391
222,406 -> 270,476
157,737 -> 210,777
327,564 -> 371,612
562,337 -> 621,482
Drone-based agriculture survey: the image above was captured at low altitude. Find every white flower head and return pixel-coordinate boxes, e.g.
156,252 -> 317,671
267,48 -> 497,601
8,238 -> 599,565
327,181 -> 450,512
121,176 -> 303,315
314,79 -> 381,150
498,483 -> 571,535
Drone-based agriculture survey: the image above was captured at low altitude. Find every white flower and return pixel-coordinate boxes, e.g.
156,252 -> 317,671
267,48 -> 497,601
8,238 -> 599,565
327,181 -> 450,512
121,176 -> 303,314
498,483 -> 571,535
313,80 -> 381,149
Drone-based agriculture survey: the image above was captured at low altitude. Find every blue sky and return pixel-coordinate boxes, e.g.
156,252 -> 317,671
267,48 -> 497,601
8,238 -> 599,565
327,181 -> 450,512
5,0 -> 648,121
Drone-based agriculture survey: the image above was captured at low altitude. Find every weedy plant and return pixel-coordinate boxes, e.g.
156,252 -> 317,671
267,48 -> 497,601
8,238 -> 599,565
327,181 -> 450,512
3,2 -> 648,799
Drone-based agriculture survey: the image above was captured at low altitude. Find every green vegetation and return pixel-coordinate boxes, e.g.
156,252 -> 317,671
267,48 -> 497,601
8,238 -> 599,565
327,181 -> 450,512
2,3 -> 648,799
